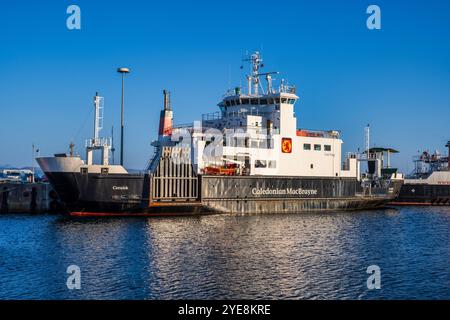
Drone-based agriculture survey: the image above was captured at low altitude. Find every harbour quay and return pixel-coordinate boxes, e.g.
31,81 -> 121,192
0,182 -> 57,214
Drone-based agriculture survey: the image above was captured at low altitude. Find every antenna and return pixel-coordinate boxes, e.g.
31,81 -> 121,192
365,124 -> 370,159
31,143 -> 35,183
93,92 -> 104,144
69,142 -> 75,157
111,126 -> 115,164
243,51 -> 278,96
446,140 -> 450,170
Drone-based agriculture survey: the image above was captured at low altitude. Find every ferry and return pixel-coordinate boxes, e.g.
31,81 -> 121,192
37,52 -> 403,216
392,142 -> 450,205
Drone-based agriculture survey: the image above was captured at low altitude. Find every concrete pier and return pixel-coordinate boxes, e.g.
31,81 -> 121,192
0,182 -> 57,214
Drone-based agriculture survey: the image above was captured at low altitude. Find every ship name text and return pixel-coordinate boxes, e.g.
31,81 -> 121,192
113,186 -> 129,191
251,187 -> 318,196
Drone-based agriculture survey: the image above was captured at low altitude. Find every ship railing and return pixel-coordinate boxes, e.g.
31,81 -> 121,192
412,154 -> 448,163
279,84 -> 296,94
85,137 -> 111,148
204,125 -> 280,136
171,123 -> 194,130
171,124 -> 280,136
202,112 -> 222,121
346,152 -> 358,159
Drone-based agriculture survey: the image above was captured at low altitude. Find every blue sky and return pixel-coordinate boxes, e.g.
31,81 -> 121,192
0,0 -> 449,172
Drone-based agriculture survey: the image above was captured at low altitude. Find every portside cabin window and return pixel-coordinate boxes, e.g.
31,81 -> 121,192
324,145 -> 332,152
303,143 -> 311,150
255,160 -> 276,168
314,144 -> 321,151
255,160 -> 267,168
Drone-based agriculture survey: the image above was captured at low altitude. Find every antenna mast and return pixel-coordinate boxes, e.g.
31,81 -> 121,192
243,51 -> 263,96
365,124 -> 370,159
93,92 -> 104,143
111,126 -> 115,164
243,51 -> 279,96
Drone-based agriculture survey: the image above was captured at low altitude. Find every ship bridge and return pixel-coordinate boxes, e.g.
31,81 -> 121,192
158,52 -> 358,180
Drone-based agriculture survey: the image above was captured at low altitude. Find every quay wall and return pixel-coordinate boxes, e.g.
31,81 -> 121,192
0,182 -> 56,213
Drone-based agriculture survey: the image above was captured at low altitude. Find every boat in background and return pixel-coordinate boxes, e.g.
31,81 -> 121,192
391,141 -> 450,205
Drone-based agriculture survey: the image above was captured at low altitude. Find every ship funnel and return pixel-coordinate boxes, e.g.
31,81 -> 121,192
159,89 -> 173,136
163,89 -> 171,111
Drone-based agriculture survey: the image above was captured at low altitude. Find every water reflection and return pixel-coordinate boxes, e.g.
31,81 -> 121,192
0,207 -> 449,299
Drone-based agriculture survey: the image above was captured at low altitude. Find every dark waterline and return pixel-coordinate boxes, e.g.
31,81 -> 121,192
0,207 -> 449,300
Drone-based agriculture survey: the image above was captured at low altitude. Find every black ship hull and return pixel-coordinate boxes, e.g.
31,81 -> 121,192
391,183 -> 450,205
44,171 -> 401,216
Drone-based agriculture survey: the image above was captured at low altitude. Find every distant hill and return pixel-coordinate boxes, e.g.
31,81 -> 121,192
0,164 -> 15,169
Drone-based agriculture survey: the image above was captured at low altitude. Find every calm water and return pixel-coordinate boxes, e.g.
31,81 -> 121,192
0,207 -> 449,300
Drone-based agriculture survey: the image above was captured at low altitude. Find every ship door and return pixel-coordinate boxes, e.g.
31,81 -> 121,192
150,147 -> 199,202
244,156 -> 251,175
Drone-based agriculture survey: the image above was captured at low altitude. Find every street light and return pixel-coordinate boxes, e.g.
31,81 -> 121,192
117,67 -> 130,166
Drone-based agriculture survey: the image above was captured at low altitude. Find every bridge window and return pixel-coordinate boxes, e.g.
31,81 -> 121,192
80,167 -> 88,174
268,161 -> 276,168
303,143 -> 311,150
324,145 -> 332,151
242,98 -> 249,104
101,168 -> 109,175
314,144 -> 321,151
260,99 -> 267,105
251,98 -> 258,105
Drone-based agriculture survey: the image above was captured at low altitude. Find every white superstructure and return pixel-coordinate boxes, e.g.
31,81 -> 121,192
164,52 -> 359,178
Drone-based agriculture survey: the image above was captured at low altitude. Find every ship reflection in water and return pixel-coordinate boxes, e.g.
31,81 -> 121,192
0,207 -> 449,299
